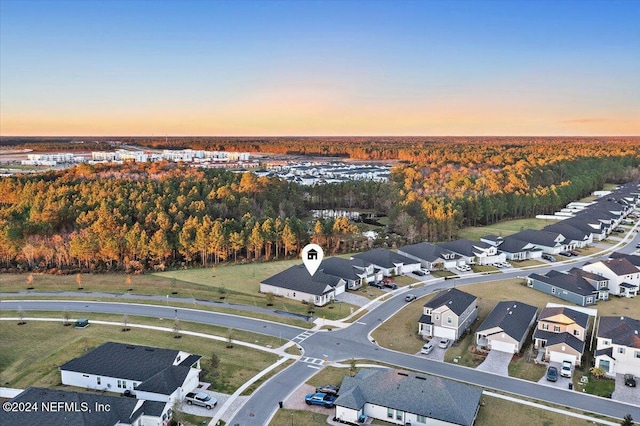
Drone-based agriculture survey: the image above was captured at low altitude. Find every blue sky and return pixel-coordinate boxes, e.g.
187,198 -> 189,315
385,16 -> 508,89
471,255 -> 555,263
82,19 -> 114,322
1,0 -> 638,136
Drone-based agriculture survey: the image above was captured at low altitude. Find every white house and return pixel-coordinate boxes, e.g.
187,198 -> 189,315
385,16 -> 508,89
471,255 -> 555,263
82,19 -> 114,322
595,316 -> 640,377
582,258 -> 640,297
260,264 -> 346,306
397,242 -> 459,270
351,248 -> 421,276
60,342 -> 201,403
438,239 -> 506,266
334,368 -> 482,426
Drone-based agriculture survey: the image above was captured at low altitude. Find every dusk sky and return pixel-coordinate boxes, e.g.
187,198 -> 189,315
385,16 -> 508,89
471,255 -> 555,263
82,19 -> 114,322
1,0 -> 639,136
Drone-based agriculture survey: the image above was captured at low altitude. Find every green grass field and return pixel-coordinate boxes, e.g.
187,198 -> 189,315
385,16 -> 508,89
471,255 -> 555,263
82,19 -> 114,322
457,218 -> 559,241
0,320 -> 279,394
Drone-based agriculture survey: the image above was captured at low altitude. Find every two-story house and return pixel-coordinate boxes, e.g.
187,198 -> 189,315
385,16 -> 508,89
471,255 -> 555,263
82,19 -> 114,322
418,288 -> 478,341
533,306 -> 590,365
595,316 -> 640,377
582,258 -> 639,297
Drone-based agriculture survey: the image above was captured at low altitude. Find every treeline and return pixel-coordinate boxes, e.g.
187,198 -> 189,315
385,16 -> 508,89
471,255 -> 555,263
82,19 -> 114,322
1,139 -> 640,272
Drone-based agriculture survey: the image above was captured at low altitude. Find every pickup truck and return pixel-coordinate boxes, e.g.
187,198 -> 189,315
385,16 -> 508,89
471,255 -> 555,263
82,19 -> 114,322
305,392 -> 337,408
184,392 -> 217,409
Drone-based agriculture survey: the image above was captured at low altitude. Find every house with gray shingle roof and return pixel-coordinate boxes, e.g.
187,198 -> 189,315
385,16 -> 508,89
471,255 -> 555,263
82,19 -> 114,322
526,268 -> 608,306
397,242 -> 459,270
583,258 -> 639,297
418,288 -> 478,340
533,305 -> 590,366
476,301 -> 538,353
334,368 -> 482,426
60,342 -> 201,403
0,387 -> 172,426
595,316 -> 640,377
351,248 -> 421,276
508,229 -> 567,255
438,238 -> 506,266
260,264 -> 346,306
318,257 -> 381,290
482,235 -> 543,261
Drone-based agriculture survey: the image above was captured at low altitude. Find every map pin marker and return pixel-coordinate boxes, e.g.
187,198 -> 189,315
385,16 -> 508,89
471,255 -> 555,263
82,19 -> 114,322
302,243 -> 324,276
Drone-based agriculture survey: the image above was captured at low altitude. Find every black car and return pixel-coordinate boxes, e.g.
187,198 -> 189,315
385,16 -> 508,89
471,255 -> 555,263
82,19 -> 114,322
613,228 -> 625,233
383,282 -> 398,289
414,270 -> 426,276
370,281 -> 384,289
315,384 -> 340,395
559,251 -> 572,257
546,366 -> 558,382
625,374 -> 637,387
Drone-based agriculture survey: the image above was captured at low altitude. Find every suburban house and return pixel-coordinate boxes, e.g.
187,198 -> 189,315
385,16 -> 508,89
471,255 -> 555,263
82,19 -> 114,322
476,301 -> 538,353
508,229 -> 567,255
532,306 -> 590,366
333,368 -> 482,426
351,248 -> 421,276
595,316 -> 640,377
582,258 -> 640,297
0,387 -> 172,426
544,221 -> 592,248
417,288 -> 478,340
437,238 -> 506,266
561,216 -> 606,242
260,264 -> 346,306
397,242 -> 459,270
318,257 -> 380,290
526,269 -> 608,306
610,252 -> 640,268
481,235 -> 543,261
60,342 -> 202,403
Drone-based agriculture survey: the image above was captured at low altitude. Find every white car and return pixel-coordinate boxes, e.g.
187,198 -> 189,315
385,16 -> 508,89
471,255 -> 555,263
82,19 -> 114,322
420,342 -> 434,354
560,361 -> 572,378
438,338 -> 450,349
185,392 -> 217,409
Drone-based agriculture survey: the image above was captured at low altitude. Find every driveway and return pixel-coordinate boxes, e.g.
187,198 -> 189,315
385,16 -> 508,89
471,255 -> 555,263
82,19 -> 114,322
537,362 -> 573,390
181,389 -> 249,418
335,291 -> 370,307
476,350 -> 512,376
612,374 -> 639,405
284,383 -> 336,415
416,343 -> 446,362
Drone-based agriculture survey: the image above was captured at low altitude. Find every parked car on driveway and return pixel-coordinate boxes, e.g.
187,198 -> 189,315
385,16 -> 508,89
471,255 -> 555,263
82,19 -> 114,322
413,270 -> 426,276
561,361 -> 572,378
420,342 -> 434,354
405,294 -> 417,302
625,374 -> 637,387
542,254 -> 556,261
546,366 -> 558,382
438,338 -> 450,349
568,250 -> 579,256
370,281 -> 384,289
383,282 -> 398,289
185,392 -> 217,409
305,392 -> 336,408
315,385 -> 339,395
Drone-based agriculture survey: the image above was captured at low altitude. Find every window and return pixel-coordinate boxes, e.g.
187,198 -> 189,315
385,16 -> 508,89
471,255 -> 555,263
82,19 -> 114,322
417,415 -> 427,423
618,347 -> 625,354
97,377 -> 101,385
435,314 -> 440,321
396,411 -> 403,421
551,287 -> 556,294
117,380 -> 127,389
387,408 -> 393,418
635,351 -> 640,359
586,297 -> 594,304
573,330 -> 580,337
553,326 -> 561,332
541,323 -> 549,330
447,316 -> 453,324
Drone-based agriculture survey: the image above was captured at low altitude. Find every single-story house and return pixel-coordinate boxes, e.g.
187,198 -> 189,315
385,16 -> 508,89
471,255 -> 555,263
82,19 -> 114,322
334,368 -> 482,426
418,288 -> 478,340
351,248 -> 421,276
533,306 -> 590,366
438,239 -> 506,266
0,387 -> 172,426
319,257 -> 379,290
476,301 -> 538,353
60,342 -> 201,403
526,269 -> 608,306
595,316 -> 640,377
397,242 -> 459,270
544,221 -> 591,249
509,229 -> 567,255
483,235 -> 543,261
260,264 -> 346,306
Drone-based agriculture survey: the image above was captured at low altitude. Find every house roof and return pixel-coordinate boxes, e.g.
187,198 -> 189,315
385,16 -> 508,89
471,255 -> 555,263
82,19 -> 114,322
528,271 -> 599,297
595,347 -> 615,360
352,248 -> 418,269
477,301 -> 538,342
481,235 -> 502,243
135,365 -> 191,395
334,369 -> 482,426
597,316 -> 640,349
0,387 -> 142,426
179,354 -> 202,367
423,288 -> 477,316
569,267 -> 609,283
498,236 -> 532,253
398,242 -> 458,262
544,222 -> 588,242
60,342 -> 185,382
418,314 -> 432,325
532,329 -> 586,354
320,257 -> 366,282
597,258 -> 639,276
538,306 -> 590,329
438,239 -> 492,258
609,252 -> 640,267
261,264 -> 342,296
510,229 -> 563,247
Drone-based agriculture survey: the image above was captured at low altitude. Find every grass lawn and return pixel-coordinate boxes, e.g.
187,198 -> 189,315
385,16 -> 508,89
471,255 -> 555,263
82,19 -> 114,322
508,346 -> 546,382
457,218 -> 558,241
471,265 -> 499,273
584,374 -> 615,397
576,246 -> 606,256
475,395 -> 595,426
0,320 -> 279,394
394,275 -> 418,286
269,409 -> 329,426
430,270 -> 457,278
443,332 -> 486,368
511,259 -> 544,267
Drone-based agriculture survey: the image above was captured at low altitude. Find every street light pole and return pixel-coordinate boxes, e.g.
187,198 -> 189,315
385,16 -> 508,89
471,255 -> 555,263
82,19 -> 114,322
291,412 -> 294,426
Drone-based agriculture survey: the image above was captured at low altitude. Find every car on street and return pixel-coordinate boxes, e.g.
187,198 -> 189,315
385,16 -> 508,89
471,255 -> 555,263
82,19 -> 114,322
546,366 -> 558,382
405,294 -> 417,302
420,342 -> 434,354
438,338 -> 450,349
305,392 -> 336,408
561,361 -> 572,378
185,392 -> 217,409
624,374 -> 637,387
315,385 -> 340,396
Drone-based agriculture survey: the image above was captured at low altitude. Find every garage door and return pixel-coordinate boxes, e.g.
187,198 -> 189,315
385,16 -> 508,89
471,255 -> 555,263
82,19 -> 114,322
550,351 -> 577,365
434,326 -> 457,340
489,339 -> 516,353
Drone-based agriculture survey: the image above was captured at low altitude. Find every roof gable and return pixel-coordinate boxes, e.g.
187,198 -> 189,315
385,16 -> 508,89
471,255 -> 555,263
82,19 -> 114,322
598,316 -> 640,349
478,301 -> 538,341
423,288 -> 477,316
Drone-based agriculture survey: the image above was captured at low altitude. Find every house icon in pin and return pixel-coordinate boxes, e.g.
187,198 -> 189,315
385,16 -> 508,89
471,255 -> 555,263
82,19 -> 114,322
307,249 -> 318,260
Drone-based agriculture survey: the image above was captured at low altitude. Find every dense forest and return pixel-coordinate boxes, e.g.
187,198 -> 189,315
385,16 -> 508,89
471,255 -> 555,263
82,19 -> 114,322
1,138 -> 639,272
